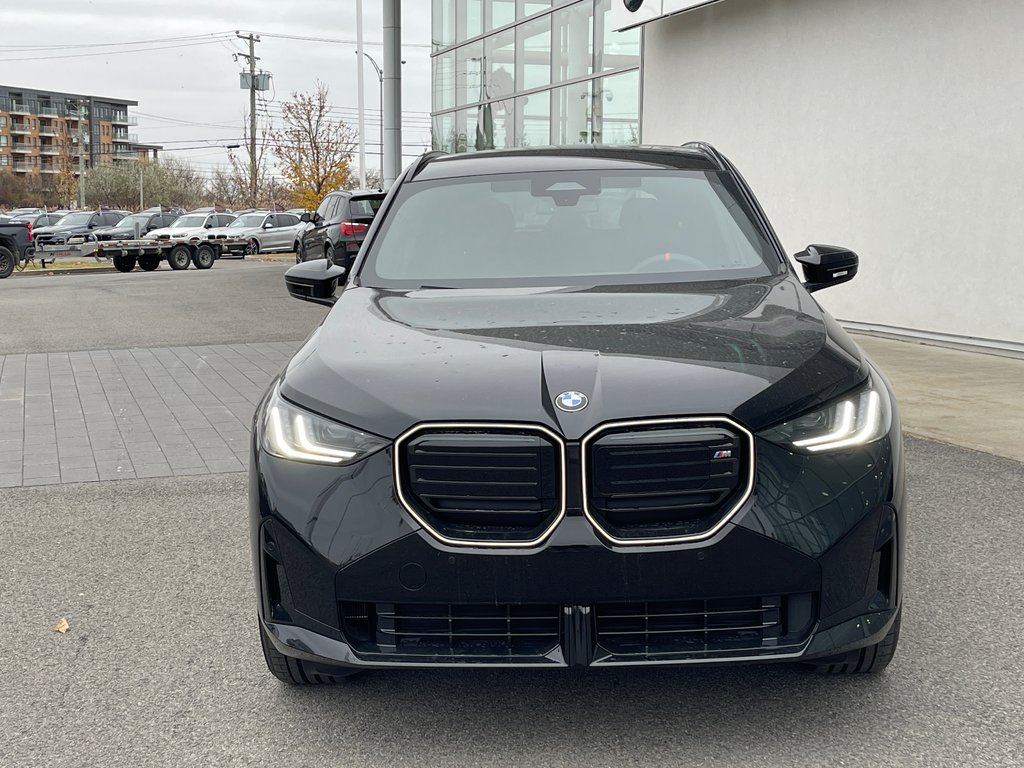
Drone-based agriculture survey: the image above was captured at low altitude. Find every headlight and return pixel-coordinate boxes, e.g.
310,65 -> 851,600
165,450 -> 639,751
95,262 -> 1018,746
761,376 -> 892,453
261,388 -> 387,465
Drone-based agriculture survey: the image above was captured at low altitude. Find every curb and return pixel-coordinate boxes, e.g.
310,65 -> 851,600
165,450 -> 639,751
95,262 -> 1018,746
11,266 -> 118,277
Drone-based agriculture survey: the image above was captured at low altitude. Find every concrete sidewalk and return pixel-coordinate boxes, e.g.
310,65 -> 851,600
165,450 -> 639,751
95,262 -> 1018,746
854,334 -> 1024,463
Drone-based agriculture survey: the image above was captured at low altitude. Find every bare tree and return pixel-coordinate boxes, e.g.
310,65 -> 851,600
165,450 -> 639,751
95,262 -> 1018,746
271,81 -> 357,210
55,122 -> 78,208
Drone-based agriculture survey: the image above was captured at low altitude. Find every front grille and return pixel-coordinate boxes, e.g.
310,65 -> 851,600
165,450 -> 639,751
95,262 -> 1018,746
397,427 -> 562,544
585,422 -> 751,541
594,593 -> 816,663
340,602 -> 563,663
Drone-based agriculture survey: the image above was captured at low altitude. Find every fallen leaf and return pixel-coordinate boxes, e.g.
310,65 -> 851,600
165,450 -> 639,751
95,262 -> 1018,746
54,617 -> 70,634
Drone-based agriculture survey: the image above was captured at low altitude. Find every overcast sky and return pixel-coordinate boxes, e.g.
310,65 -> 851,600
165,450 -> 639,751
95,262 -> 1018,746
0,0 -> 433,180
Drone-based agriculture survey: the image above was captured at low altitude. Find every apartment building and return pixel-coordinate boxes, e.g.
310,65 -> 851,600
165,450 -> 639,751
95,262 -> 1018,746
0,85 -> 158,179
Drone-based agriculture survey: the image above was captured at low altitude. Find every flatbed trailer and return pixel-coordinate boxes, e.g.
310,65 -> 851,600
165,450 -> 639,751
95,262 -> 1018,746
94,238 -> 230,272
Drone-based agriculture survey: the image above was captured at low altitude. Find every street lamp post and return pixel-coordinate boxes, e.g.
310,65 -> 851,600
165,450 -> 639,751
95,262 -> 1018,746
358,51 -> 383,186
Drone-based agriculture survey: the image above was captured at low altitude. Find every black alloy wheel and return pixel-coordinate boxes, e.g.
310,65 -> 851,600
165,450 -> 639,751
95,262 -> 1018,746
0,246 -> 14,279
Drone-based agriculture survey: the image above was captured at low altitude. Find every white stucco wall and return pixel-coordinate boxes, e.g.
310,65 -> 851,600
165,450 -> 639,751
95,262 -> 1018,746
642,0 -> 1024,345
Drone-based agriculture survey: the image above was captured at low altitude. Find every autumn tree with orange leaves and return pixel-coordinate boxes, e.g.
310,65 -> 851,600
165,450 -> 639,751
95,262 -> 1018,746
271,81 -> 358,211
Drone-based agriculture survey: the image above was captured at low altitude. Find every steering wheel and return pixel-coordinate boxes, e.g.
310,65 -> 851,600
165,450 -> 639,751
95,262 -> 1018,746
630,252 -> 708,273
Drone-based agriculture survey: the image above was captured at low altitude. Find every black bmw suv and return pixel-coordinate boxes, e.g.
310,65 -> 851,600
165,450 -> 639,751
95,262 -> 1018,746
297,189 -> 385,270
254,144 -> 904,684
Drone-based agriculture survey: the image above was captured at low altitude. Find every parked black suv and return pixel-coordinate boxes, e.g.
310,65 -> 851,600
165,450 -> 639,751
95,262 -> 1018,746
32,210 -> 129,248
297,189 -> 384,269
93,209 -> 182,241
255,144 -> 905,684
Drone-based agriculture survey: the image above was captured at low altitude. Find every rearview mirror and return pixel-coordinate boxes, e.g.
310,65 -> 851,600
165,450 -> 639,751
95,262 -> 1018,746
284,258 -> 346,307
794,244 -> 859,293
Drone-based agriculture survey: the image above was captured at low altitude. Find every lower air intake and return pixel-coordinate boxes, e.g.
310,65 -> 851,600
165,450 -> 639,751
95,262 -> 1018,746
593,593 -> 816,663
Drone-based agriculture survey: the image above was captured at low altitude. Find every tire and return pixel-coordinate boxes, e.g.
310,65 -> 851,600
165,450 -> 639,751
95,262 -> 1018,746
167,244 -> 191,270
192,244 -> 216,270
0,245 -> 14,279
138,255 -> 160,272
245,239 -> 259,257
296,239 -> 307,264
258,621 -> 357,685
112,253 -> 136,273
293,241 -> 302,263
807,608 -> 902,675
326,243 -> 338,265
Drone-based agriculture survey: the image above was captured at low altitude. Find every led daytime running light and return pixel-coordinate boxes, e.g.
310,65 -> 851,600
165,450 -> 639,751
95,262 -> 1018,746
793,391 -> 881,453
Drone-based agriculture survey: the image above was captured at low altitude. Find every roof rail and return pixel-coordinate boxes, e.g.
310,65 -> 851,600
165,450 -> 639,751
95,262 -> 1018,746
408,150 -> 447,180
681,141 -> 726,171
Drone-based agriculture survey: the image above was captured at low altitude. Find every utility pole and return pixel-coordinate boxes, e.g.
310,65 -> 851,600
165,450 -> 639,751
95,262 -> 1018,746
235,31 -> 261,208
382,0 -> 403,188
77,103 -> 85,210
139,165 -> 144,210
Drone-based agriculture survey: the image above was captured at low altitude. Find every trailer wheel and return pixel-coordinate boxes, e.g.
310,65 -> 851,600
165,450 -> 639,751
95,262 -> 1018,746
112,253 -> 136,273
192,244 -> 216,270
138,256 -> 160,272
167,245 -> 191,270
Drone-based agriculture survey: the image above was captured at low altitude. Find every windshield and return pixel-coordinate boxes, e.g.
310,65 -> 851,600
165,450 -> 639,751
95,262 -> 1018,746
169,215 -> 206,228
361,171 -> 778,289
230,214 -> 266,228
56,212 -> 95,227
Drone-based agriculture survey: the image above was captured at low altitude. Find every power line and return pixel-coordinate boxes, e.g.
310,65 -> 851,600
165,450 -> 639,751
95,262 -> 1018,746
241,30 -> 430,48
0,31 -> 238,51
0,39 -> 232,63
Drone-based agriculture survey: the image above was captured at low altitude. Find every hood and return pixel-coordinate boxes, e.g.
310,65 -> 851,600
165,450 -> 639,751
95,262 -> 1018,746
94,225 -> 137,238
205,225 -> 257,238
33,224 -> 89,236
280,275 -> 868,440
146,226 -> 206,240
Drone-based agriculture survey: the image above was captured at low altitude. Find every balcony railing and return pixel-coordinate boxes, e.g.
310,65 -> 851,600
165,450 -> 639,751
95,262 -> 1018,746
12,162 -> 34,172
10,142 -> 34,153
111,113 -> 138,126
10,103 -> 31,115
39,145 -> 60,155
113,149 -> 138,160
9,122 -> 31,134
113,132 -> 139,144
39,166 -> 58,174
37,105 -> 61,116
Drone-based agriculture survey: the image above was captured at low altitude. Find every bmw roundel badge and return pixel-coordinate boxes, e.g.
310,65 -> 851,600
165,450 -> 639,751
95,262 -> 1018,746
555,390 -> 589,413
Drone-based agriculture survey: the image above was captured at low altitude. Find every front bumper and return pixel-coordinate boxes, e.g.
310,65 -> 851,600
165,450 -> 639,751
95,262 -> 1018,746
250,422 -> 905,670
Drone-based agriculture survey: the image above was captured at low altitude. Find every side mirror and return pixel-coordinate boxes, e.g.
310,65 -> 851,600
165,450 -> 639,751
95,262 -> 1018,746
299,212 -> 311,223
263,222 -> 274,229
285,258 -> 346,307
204,222 -> 214,229
794,244 -> 859,293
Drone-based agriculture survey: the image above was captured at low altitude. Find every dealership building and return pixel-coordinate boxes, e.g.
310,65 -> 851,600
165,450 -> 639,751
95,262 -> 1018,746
430,0 -> 1022,351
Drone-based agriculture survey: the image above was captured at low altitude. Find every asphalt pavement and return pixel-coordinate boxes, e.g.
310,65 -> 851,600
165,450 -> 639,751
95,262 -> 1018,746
1,264 -> 1021,767
0,259 -> 327,354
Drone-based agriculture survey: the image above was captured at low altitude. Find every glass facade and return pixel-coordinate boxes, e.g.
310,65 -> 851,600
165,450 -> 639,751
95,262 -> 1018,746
431,0 -> 641,153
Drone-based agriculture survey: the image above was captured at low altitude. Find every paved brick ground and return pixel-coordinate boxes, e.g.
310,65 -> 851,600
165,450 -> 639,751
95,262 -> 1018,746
0,342 -> 298,487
